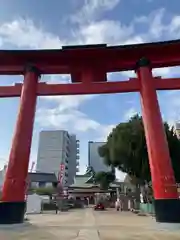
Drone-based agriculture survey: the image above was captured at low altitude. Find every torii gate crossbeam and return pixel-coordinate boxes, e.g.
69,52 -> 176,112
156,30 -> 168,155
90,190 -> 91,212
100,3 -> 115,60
1,76 -> 180,97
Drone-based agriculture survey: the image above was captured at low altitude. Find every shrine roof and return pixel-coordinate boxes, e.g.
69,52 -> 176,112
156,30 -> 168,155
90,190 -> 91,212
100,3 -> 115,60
73,175 -> 90,185
28,172 -> 58,183
69,183 -> 97,189
0,39 -> 180,75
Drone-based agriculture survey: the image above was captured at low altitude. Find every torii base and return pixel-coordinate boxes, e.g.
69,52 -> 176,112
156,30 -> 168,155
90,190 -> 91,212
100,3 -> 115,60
154,199 -> 180,223
0,202 -> 26,224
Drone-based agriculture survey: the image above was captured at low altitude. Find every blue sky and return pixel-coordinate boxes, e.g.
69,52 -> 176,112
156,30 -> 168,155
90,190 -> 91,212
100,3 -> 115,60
0,0 -> 180,180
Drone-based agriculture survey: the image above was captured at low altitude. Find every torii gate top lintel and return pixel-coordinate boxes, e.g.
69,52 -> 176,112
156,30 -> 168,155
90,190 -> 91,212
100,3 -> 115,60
1,39 -> 180,98
0,39 -> 180,76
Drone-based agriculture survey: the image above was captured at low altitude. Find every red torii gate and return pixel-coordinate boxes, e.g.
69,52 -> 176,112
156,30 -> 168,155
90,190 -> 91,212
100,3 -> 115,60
0,40 -> 180,224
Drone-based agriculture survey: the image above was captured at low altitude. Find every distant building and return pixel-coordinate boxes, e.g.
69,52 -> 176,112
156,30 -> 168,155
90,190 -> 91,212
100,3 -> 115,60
68,135 -> 80,185
36,130 -> 79,186
0,164 -> 7,190
88,141 -> 111,173
28,172 -> 58,189
175,122 -> 180,139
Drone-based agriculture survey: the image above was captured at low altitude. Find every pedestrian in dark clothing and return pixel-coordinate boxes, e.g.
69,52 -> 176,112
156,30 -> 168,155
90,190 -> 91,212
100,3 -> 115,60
55,202 -> 58,214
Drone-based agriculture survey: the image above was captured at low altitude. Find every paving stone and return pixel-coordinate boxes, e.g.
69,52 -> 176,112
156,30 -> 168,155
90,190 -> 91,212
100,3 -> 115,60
0,208 -> 180,239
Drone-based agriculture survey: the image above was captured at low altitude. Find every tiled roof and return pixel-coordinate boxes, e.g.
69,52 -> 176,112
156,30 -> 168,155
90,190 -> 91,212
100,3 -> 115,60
124,174 -> 132,183
28,172 -> 58,183
74,175 -> 90,185
69,183 -> 98,188
71,175 -> 124,189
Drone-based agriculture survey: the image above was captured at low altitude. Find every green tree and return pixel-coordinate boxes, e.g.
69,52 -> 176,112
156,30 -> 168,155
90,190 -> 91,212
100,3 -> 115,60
94,171 -> 115,190
98,114 -> 180,185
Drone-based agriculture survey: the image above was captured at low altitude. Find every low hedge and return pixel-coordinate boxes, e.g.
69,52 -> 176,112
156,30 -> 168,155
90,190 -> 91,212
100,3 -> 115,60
42,202 -> 56,211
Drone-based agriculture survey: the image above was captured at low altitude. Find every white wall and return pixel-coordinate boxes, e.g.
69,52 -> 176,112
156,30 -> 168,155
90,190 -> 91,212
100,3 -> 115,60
26,194 -> 42,214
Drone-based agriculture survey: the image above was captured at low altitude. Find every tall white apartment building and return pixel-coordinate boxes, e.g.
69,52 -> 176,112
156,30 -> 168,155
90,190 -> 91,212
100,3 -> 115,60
88,141 -> 111,173
175,122 -> 180,139
36,130 -> 79,186
0,164 -> 7,190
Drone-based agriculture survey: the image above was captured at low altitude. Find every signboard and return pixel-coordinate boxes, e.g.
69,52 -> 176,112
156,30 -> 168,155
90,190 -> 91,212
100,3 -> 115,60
58,164 -> 65,184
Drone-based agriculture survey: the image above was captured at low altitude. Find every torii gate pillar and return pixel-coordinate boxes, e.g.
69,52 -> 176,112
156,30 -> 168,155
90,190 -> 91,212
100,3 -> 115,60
136,58 -> 180,223
0,65 -> 39,224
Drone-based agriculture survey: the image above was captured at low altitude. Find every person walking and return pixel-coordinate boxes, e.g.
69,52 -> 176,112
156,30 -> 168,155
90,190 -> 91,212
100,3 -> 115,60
55,201 -> 58,214
115,198 -> 120,211
115,198 -> 123,211
120,198 -> 123,211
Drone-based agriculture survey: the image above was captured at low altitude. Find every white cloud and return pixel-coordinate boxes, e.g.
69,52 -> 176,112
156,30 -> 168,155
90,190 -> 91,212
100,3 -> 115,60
170,16 -> 180,32
95,124 -> 115,142
141,8 -> 166,39
124,108 -> 139,121
123,35 -> 144,45
78,20 -> 133,45
0,157 -> 7,171
0,19 -> 65,49
43,74 -> 71,84
71,0 -> 120,24
135,8 -> 180,41
36,108 -> 99,132
36,104 -> 115,137
159,90 -> 180,127
41,95 -> 95,111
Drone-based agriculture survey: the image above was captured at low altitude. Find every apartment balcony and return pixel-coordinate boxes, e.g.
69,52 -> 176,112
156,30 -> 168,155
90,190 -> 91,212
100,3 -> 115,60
76,155 -> 80,160
76,166 -> 79,172
76,160 -> 79,166
76,149 -> 80,154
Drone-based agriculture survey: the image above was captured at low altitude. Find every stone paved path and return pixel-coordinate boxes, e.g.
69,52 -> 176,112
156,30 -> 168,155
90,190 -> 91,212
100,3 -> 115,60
0,208 -> 180,239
